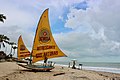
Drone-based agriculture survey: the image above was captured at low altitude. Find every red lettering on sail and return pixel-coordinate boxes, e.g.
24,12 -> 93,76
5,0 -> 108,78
19,53 -> 30,57
36,53 -> 42,58
20,51 -> 30,54
37,45 -> 55,50
35,51 -> 58,58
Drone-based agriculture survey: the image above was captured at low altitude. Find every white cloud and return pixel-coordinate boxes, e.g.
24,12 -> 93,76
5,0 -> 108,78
57,0 -> 120,62
0,1 -> 37,29
0,0 -> 85,47
1,0 -> 120,62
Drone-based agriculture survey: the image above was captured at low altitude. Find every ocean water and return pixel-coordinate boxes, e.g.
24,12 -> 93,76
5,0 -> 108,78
55,61 -> 120,74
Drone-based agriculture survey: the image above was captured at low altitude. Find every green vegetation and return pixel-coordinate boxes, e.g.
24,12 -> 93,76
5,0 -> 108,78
0,35 -> 9,49
0,14 -> 6,23
0,34 -> 17,61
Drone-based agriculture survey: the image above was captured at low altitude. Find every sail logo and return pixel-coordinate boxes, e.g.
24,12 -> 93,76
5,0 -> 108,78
39,29 -> 50,43
20,45 -> 25,51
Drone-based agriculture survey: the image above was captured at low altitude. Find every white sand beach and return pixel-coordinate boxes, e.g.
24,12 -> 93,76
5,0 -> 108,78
0,62 -> 120,80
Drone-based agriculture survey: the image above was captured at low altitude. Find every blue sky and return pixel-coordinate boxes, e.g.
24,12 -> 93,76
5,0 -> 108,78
0,0 -> 120,62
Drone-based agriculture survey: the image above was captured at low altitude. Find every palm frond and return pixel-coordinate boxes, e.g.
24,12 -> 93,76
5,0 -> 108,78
0,18 -> 4,22
2,15 -> 6,19
4,35 -> 9,41
4,40 -> 9,44
12,46 -> 17,49
9,42 -> 16,45
0,14 -> 6,23
2,43 -> 5,47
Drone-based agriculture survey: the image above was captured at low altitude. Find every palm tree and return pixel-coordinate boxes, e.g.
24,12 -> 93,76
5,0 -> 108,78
12,45 -> 17,56
0,35 -> 9,61
8,42 -> 16,58
0,34 -> 9,49
0,14 -> 6,23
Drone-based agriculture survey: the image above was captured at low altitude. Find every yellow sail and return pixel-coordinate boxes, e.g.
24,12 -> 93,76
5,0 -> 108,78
17,35 -> 30,60
32,9 -> 67,63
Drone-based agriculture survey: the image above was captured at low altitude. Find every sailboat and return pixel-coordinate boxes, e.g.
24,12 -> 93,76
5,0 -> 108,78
16,35 -> 30,64
17,9 -> 67,71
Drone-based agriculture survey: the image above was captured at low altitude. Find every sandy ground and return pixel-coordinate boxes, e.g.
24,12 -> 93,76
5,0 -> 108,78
0,62 -> 120,80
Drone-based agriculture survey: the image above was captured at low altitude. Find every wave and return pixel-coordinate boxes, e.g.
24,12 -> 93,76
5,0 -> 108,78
37,61 -> 120,74
56,64 -> 120,74
83,66 -> 120,74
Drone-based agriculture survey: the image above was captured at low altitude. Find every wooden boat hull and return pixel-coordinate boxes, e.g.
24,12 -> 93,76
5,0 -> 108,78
15,60 -> 28,64
17,64 -> 54,71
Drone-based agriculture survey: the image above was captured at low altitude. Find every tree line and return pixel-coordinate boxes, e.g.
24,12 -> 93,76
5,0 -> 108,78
0,34 -> 17,61
0,14 -> 17,61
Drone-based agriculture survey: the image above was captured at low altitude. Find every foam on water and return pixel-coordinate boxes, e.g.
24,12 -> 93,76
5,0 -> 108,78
56,64 -> 120,74
83,66 -> 120,74
37,61 -> 120,74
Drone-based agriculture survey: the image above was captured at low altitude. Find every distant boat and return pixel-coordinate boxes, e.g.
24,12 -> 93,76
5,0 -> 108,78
17,9 -> 67,71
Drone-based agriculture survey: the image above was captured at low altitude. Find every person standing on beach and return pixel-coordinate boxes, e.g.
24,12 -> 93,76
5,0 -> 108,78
72,60 -> 76,69
68,62 -> 70,68
44,54 -> 48,66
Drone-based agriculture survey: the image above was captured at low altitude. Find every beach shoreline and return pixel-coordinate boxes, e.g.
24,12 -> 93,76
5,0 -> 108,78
0,62 -> 120,80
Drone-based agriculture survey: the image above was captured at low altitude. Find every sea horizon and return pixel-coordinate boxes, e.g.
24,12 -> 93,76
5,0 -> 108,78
54,61 -> 120,74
